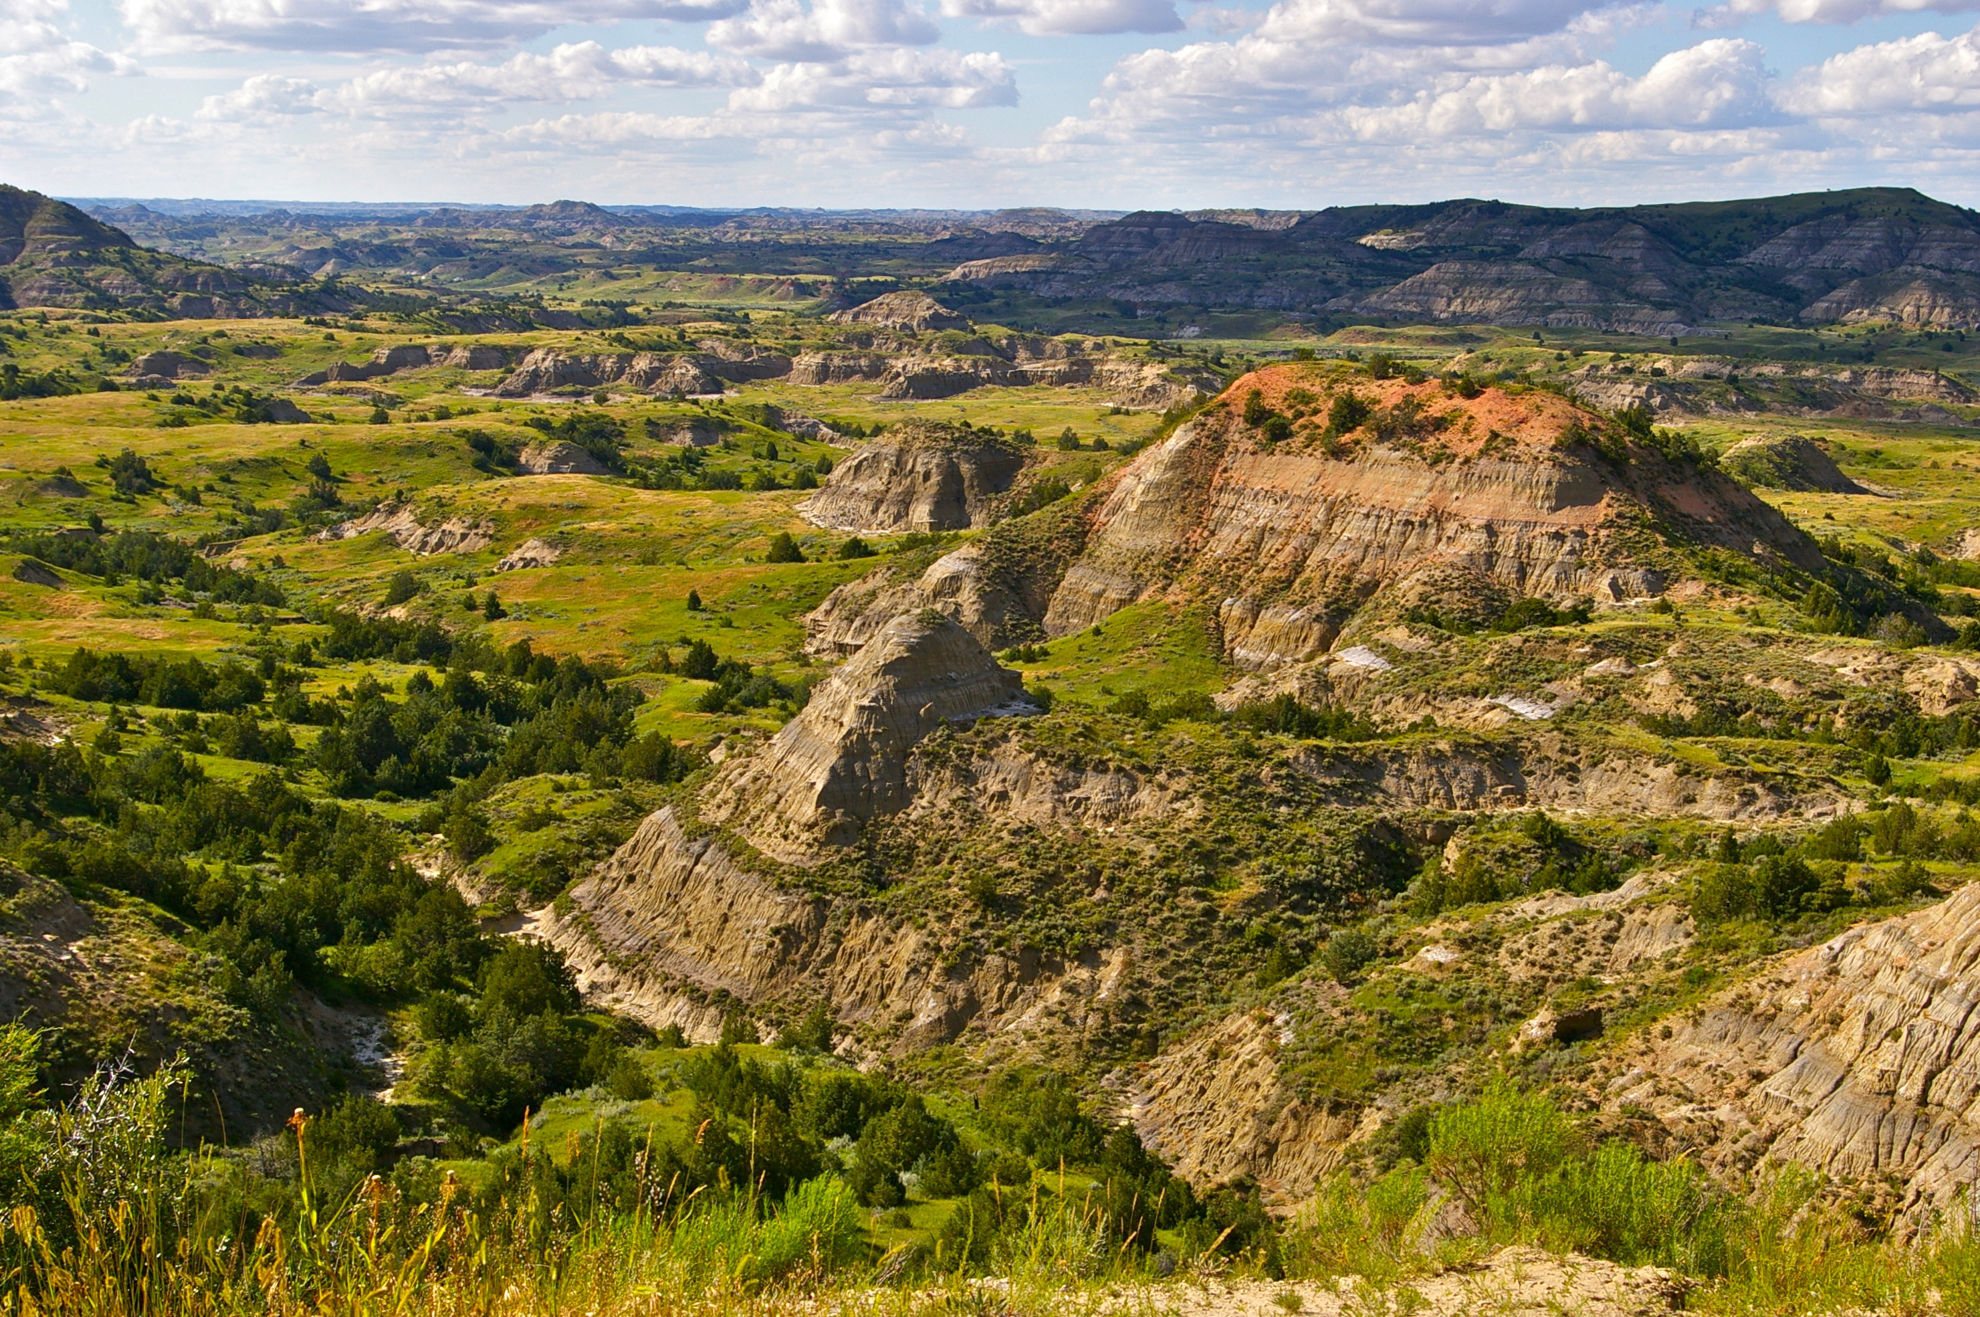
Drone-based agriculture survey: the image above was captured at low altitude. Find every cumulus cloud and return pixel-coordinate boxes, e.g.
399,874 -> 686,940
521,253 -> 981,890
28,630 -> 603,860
1704,0 -> 1980,24
942,0 -> 1182,36
729,47 -> 1015,109
195,71 -> 316,118
706,0 -> 940,60
1778,24 -> 1980,113
118,0 -> 750,54
1252,0 -> 1607,47
1343,39 -> 1775,138
196,42 -> 755,120
0,0 -> 133,115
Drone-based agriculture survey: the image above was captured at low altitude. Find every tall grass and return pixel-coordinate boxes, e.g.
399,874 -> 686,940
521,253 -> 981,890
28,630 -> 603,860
6,1058 -> 1979,1317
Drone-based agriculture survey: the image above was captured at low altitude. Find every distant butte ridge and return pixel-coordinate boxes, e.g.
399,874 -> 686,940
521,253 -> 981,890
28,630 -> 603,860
26,183 -> 1980,331
940,188 -> 1980,334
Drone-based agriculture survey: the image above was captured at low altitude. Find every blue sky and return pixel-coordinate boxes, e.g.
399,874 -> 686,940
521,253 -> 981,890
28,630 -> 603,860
3,0 -> 1979,209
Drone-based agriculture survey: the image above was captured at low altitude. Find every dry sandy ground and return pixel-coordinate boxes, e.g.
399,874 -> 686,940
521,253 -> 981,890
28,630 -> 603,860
1129,1248 -> 1685,1316
792,1247 -> 1686,1317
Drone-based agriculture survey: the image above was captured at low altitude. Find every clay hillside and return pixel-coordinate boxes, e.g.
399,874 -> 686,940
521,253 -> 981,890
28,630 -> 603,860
806,363 -> 1864,668
797,420 -> 1035,533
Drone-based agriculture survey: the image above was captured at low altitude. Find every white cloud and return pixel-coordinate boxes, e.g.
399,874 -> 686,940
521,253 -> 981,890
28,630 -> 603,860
0,1 -> 132,115
196,42 -> 756,120
195,70 -> 315,117
707,0 -> 941,59
1704,0 -> 1980,24
498,110 -> 733,144
118,0 -> 750,54
1253,0 -> 1607,47
729,46 -> 1015,109
1779,24 -> 1980,113
1343,39 -> 1774,138
942,0 -> 1181,36
328,42 -> 754,108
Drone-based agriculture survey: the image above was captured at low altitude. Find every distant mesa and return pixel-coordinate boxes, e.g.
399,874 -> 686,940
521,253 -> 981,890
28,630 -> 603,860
128,350 -> 209,383
828,290 -> 970,332
944,187 -> 1980,333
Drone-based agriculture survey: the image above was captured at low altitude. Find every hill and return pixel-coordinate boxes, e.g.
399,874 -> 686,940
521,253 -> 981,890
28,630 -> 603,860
806,363 -> 1904,670
0,183 -> 356,317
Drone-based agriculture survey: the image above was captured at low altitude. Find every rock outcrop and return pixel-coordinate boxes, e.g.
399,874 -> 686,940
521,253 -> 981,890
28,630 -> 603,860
803,497 -> 1090,656
798,422 -> 1030,533
127,350 -> 209,382
704,610 -> 1030,860
1568,358 -> 1976,422
537,805 -> 1130,1048
518,441 -> 608,475
316,503 -> 493,555
828,290 -> 969,332
535,613 -> 1096,1046
295,342 -> 507,386
495,350 -> 723,398
494,538 -> 562,571
1605,879 -> 1980,1230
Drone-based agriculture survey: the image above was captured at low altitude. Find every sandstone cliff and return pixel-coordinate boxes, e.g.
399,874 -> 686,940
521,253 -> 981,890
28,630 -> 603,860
797,423 -> 1030,533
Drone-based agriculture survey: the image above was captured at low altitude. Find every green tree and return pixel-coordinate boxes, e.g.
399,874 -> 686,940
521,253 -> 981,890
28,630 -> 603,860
765,532 -> 805,564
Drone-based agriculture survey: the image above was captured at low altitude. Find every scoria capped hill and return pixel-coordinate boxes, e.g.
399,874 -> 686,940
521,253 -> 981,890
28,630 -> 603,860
807,363 -> 1846,670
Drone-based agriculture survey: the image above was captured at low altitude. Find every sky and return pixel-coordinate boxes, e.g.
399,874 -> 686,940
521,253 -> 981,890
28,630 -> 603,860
2,0 -> 1980,210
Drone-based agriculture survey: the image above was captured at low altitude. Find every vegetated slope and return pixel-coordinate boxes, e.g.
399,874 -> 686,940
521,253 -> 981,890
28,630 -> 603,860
0,860 -> 332,1138
1720,433 -> 1866,493
797,422 -> 1032,533
0,184 -> 352,318
944,188 -> 1980,331
809,363 -> 1844,671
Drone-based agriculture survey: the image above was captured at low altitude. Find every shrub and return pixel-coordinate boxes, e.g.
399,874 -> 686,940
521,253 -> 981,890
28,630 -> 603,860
1318,928 -> 1378,983
1425,1080 -> 1577,1223
765,532 -> 806,564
